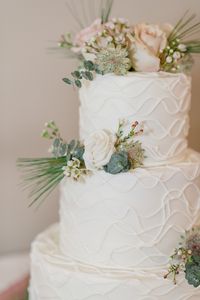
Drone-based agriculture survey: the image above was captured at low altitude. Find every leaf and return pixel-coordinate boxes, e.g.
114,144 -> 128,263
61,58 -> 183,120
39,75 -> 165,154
103,151 -> 131,174
59,143 -> 67,156
62,78 -> 73,85
84,60 -> 95,71
85,71 -> 94,81
68,140 -> 76,153
185,255 -> 200,287
101,0 -> 114,24
71,71 -> 82,79
17,157 -> 66,207
73,145 -> 85,161
53,138 -> 61,148
75,79 -> 82,88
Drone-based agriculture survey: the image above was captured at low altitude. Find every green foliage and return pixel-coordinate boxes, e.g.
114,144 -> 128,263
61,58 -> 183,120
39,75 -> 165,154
42,121 -> 68,158
51,138 -> 67,157
41,121 -> 60,140
63,60 -> 102,88
160,11 -> 200,72
101,0 -> 114,24
168,11 -> 200,44
63,78 -> 73,85
185,255 -> 200,287
17,157 -> 66,207
103,151 -> 131,174
66,140 -> 85,162
84,60 -> 95,71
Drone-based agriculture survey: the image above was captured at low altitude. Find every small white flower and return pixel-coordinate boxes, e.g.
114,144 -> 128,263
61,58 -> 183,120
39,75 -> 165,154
178,44 -> 187,52
106,22 -> 115,30
178,250 -> 182,256
67,160 -> 73,167
173,51 -> 181,60
166,56 -> 173,63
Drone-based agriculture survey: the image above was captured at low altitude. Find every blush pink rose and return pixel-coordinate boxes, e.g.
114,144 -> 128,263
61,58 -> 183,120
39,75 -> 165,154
129,23 -> 168,72
72,18 -> 103,52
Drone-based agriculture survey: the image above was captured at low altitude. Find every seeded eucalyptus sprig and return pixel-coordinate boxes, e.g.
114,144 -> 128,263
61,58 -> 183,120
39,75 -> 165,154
63,60 -> 103,88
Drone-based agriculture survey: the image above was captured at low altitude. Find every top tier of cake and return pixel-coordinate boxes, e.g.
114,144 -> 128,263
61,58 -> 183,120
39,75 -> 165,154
79,72 -> 191,166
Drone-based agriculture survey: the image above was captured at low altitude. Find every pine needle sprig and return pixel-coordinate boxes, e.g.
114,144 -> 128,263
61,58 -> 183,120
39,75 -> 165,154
184,40 -> 200,53
17,157 -> 66,207
168,11 -> 200,43
101,0 -> 114,24
168,11 -> 200,49
65,0 -> 114,30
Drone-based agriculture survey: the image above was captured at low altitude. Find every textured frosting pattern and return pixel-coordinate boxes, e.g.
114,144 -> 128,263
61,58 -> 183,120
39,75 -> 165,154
60,150 -> 200,269
29,225 -> 200,300
79,72 -> 191,165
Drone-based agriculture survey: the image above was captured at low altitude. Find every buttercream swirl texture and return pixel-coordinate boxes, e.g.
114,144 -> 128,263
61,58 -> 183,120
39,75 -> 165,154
29,225 -> 200,300
79,72 -> 191,166
60,150 -> 200,269
29,73 -> 200,299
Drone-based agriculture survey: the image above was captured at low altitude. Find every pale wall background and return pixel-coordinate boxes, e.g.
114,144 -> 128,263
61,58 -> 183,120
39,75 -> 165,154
1,0 -> 200,254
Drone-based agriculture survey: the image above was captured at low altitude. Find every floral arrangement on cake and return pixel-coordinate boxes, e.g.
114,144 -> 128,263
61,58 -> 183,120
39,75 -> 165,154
18,120 -> 144,207
57,0 -> 200,87
164,226 -> 200,287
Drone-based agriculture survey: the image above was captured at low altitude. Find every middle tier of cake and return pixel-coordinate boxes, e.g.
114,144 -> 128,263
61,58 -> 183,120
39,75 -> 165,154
60,149 -> 200,269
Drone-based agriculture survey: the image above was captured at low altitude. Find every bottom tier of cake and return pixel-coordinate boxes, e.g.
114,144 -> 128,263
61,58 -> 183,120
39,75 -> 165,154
29,225 -> 200,300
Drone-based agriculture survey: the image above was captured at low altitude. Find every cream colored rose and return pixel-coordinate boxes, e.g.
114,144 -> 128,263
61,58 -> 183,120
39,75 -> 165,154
83,129 -> 116,170
129,23 -> 168,72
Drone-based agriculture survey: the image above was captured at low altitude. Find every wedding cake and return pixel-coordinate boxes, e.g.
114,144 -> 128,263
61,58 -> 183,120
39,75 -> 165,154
18,3 -> 200,299
28,72 -> 200,299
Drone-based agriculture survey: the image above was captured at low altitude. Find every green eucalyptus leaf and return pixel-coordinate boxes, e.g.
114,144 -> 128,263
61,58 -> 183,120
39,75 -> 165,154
71,71 -> 82,79
85,71 -> 94,81
84,60 -> 95,71
75,79 -> 82,88
53,138 -> 61,148
81,71 -> 90,80
59,143 -> 67,156
73,145 -> 85,161
103,151 -> 131,175
63,78 -> 73,85
68,140 -> 77,153
185,255 -> 200,287
95,65 -> 104,75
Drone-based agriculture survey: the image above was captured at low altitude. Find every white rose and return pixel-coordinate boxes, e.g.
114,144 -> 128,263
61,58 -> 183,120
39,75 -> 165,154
83,129 -> 116,170
128,23 -> 168,72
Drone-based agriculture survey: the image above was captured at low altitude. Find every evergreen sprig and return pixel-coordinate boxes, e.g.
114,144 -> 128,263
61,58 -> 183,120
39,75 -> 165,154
101,0 -> 114,24
168,11 -> 200,55
17,157 -> 66,207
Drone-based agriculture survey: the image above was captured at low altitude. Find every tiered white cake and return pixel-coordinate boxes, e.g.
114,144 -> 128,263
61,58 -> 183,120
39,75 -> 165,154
29,73 -> 200,299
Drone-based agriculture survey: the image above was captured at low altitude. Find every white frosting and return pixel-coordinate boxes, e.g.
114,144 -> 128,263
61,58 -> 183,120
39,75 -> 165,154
29,225 -> 200,300
79,72 -> 191,166
60,149 -> 200,269
29,73 -> 200,299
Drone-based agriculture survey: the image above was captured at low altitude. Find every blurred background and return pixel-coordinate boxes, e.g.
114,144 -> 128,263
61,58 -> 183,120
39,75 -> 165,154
1,0 -> 200,257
